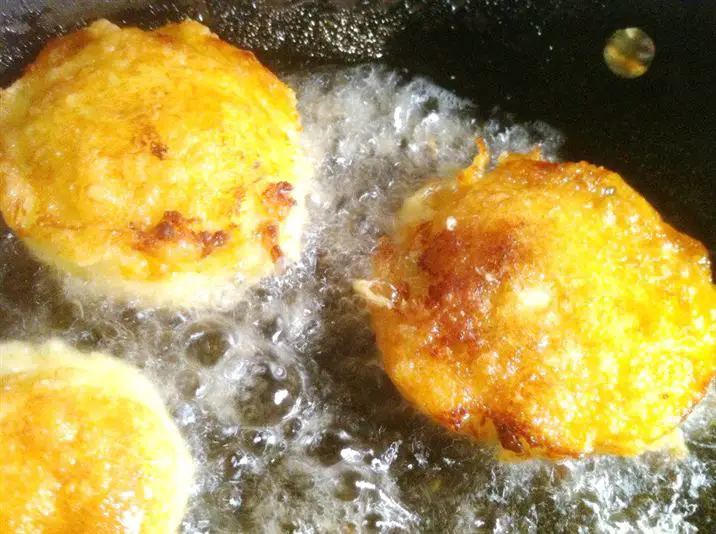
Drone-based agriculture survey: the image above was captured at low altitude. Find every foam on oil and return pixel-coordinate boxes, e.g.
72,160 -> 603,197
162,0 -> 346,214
0,64 -> 713,533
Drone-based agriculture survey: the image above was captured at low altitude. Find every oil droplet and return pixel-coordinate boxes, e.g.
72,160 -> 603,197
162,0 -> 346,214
604,28 -> 655,78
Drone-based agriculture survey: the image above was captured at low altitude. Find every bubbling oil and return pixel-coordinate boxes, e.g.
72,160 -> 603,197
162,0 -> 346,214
0,65 -> 713,533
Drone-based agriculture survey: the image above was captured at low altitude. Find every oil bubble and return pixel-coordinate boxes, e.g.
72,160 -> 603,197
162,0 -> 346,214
282,417 -> 303,439
604,27 -> 655,78
240,428 -> 281,456
175,369 -> 201,398
183,320 -> 235,367
334,470 -> 364,501
232,354 -> 302,427
308,429 -> 351,467
362,512 -> 384,532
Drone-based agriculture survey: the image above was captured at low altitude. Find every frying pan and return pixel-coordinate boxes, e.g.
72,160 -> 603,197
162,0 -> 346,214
1,1 -> 714,532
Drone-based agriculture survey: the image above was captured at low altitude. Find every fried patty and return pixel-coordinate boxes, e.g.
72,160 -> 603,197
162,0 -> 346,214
0,340 -> 193,532
360,142 -> 716,458
0,19 -> 309,306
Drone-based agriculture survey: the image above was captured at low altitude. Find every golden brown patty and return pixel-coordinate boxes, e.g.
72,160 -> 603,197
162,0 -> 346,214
359,142 -> 716,459
0,340 -> 193,532
0,19 -> 309,306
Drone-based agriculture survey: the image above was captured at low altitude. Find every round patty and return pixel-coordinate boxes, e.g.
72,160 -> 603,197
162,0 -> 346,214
0,19 -> 309,307
361,142 -> 715,458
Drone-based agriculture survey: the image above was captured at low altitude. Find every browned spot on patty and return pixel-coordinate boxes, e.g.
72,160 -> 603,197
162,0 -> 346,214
373,237 -> 394,265
416,223 -> 528,346
153,33 -> 180,46
493,419 -> 526,454
436,405 -> 470,432
262,181 -> 295,218
260,222 -> 283,263
134,211 -> 192,250
485,409 -> 546,454
136,124 -> 168,160
197,230 -> 229,258
134,211 -> 229,258
395,281 -> 411,301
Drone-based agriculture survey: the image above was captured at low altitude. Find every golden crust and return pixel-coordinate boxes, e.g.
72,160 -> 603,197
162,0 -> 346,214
0,19 -> 309,306
0,340 -> 193,532
363,144 -> 716,459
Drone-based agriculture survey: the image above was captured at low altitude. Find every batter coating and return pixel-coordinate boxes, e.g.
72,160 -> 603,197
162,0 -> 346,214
360,142 -> 716,458
0,340 -> 193,532
0,19 -> 309,306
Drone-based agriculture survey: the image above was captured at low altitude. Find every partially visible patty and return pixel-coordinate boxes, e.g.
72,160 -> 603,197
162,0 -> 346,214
0,340 -> 193,532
